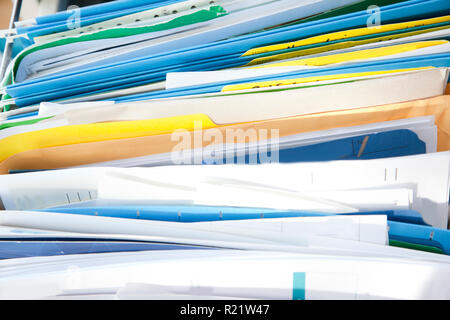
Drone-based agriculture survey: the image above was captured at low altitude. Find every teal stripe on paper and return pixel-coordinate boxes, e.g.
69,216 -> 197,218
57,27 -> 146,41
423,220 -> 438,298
292,272 -> 306,300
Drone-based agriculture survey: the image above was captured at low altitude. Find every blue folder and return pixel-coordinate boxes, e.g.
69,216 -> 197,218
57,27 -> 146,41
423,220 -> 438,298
202,129 -> 426,164
0,240 -> 216,260
0,37 -> 33,61
40,206 -> 425,225
31,0 -> 174,27
388,221 -> 450,255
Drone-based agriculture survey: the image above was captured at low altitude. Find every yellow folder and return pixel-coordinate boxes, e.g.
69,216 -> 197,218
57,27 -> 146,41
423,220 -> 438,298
0,114 -> 218,164
248,40 -> 447,69
222,67 -> 432,92
243,15 -> 450,57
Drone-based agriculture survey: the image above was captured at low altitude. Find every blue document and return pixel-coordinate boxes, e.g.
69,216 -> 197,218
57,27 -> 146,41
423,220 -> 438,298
0,240 -> 215,260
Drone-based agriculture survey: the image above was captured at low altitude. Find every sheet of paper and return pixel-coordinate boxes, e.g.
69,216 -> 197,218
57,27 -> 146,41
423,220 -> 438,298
0,167 -> 110,210
95,152 -> 450,228
190,215 -> 388,245
0,245 -> 448,300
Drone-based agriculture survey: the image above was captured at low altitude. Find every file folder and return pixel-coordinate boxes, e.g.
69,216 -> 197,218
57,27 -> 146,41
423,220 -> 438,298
0,240 -> 210,260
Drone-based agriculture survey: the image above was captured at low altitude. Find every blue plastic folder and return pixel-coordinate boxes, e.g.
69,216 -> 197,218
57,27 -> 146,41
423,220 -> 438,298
0,240 -> 215,260
40,206 -> 423,225
388,221 -> 450,254
0,37 -> 32,62
31,0 -> 174,26
203,129 -> 426,164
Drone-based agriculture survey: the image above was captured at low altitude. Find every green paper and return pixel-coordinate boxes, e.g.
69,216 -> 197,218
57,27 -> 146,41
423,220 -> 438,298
0,116 -> 52,131
389,239 -> 444,254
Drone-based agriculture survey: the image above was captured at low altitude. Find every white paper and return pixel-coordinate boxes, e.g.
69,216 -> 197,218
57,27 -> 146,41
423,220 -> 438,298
96,152 -> 450,228
0,248 -> 448,300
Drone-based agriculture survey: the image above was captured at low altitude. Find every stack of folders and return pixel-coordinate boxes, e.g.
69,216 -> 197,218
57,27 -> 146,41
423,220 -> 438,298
0,0 -> 449,300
